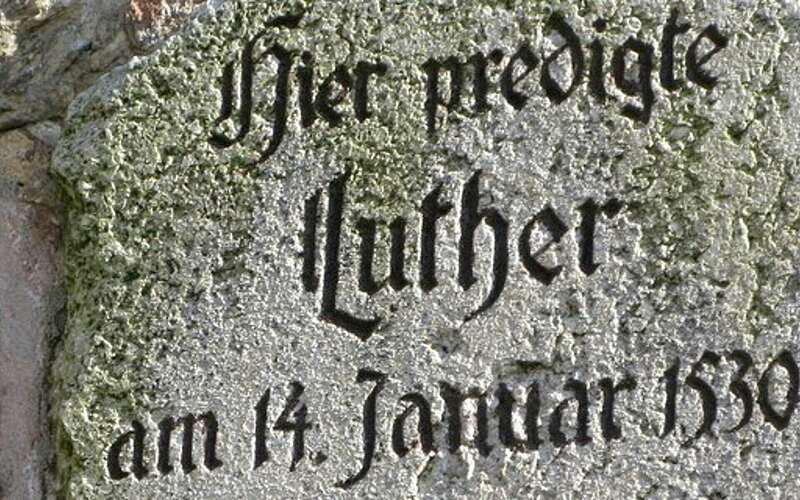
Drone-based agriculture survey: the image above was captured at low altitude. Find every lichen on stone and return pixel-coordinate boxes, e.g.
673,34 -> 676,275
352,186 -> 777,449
50,0 -> 800,497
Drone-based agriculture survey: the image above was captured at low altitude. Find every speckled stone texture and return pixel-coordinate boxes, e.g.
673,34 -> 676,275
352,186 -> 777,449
52,0 -> 800,498
0,2 -> 208,497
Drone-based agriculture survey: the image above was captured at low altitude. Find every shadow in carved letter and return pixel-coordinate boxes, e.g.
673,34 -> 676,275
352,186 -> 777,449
209,14 -> 303,164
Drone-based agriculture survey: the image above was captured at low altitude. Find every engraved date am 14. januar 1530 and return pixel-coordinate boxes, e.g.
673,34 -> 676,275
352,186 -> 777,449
107,349 -> 799,489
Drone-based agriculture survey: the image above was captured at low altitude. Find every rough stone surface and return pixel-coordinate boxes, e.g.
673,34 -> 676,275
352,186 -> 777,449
50,0 -> 800,498
0,1 -> 204,498
0,0 -> 208,131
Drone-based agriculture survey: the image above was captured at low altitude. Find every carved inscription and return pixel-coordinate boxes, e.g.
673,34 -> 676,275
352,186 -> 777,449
108,350 -> 800,487
301,170 -> 622,339
209,10 -> 728,162
78,2 -> 787,496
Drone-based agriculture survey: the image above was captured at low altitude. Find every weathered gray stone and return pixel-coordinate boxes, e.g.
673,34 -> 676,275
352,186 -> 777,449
0,128 -> 60,206
51,0 -> 800,498
0,2 -> 206,497
0,0 -> 207,131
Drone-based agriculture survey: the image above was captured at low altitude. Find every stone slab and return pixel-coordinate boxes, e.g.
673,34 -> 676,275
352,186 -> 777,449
52,0 -> 800,498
